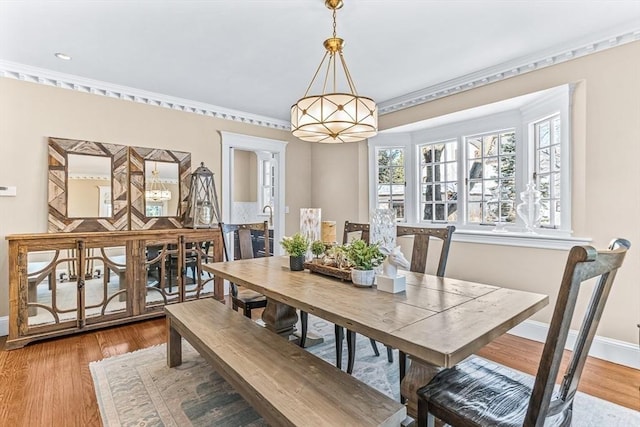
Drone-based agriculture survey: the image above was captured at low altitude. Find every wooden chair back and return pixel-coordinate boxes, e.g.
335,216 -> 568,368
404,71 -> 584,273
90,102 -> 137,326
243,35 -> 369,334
395,225 -> 455,276
343,221 -> 370,244
525,238 -> 630,426
220,222 -> 270,261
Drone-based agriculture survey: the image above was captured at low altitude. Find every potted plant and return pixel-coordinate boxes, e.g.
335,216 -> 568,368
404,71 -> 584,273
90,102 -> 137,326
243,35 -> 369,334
345,239 -> 386,287
280,233 -> 310,271
310,240 -> 327,263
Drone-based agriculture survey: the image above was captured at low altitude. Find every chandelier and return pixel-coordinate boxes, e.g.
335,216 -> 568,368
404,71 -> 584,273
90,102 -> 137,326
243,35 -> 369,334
145,163 -> 172,202
291,0 -> 377,143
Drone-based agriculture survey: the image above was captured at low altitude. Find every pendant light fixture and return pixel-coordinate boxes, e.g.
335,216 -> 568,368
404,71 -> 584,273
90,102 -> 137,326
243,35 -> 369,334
291,0 -> 377,143
145,163 -> 172,202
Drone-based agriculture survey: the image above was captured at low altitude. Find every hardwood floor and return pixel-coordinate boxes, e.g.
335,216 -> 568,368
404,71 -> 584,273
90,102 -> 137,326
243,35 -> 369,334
0,312 -> 638,427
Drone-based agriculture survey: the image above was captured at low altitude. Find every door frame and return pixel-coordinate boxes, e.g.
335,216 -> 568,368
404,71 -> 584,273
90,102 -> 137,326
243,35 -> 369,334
220,131 -> 286,256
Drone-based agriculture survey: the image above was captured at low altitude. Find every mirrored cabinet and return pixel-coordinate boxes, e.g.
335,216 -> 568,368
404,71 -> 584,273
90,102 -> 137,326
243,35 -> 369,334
7,224 -> 223,349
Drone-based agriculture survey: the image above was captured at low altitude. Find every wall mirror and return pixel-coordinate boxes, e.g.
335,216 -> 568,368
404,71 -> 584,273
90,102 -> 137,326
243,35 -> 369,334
48,137 -> 128,232
67,154 -> 112,218
130,147 -> 191,230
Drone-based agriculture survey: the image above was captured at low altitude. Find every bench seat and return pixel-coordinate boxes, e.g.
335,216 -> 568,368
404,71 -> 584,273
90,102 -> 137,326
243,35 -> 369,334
165,298 -> 406,427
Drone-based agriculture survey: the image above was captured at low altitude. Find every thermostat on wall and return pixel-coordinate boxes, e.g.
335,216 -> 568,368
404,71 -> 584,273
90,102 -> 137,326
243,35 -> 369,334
0,186 -> 17,196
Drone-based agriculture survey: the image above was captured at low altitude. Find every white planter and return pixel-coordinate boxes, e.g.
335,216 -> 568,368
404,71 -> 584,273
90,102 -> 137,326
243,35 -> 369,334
351,269 -> 375,287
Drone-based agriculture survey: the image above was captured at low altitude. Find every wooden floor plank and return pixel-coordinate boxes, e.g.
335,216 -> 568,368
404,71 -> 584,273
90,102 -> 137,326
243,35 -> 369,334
0,312 -> 637,426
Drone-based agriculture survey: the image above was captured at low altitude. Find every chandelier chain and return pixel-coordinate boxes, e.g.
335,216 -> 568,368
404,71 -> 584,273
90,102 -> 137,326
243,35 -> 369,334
332,8 -> 337,39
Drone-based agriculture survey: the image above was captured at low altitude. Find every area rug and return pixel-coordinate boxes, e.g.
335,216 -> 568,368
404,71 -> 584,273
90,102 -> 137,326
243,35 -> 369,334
90,315 -> 639,426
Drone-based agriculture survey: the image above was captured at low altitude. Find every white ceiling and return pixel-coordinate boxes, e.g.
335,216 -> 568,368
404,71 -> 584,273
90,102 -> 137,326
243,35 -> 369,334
1,1 -> 639,123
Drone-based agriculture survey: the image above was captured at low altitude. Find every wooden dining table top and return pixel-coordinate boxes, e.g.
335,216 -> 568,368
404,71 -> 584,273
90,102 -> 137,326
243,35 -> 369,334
203,256 -> 548,368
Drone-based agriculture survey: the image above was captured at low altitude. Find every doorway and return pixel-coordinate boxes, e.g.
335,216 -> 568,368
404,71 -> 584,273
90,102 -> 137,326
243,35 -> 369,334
221,132 -> 286,256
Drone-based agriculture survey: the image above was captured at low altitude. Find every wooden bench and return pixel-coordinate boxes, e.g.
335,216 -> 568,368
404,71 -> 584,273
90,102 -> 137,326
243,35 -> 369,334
165,298 -> 406,426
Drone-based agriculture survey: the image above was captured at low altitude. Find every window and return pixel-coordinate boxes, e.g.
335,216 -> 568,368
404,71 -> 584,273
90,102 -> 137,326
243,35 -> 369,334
261,158 -> 275,208
465,130 -> 516,224
420,140 -> 457,222
534,115 -> 562,228
145,202 -> 166,217
369,85 -> 573,242
375,148 -> 406,221
257,153 -> 276,210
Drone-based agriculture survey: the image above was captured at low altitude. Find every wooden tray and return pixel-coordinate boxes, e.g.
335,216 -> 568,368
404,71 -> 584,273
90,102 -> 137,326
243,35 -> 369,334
304,262 -> 352,282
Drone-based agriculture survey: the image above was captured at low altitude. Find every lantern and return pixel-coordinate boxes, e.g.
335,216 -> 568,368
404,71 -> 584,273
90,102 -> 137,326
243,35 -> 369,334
183,162 -> 220,228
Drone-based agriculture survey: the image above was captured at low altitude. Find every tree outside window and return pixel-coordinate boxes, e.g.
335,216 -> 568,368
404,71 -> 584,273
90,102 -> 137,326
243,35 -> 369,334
376,148 -> 405,221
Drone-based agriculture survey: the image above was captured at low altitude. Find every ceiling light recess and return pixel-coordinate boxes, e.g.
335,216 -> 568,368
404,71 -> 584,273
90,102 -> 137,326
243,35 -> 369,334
291,0 -> 377,143
54,52 -> 72,61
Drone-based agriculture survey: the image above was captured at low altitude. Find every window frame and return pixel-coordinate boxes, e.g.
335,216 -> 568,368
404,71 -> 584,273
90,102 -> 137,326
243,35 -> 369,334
368,85 -> 583,249
373,145 -> 409,222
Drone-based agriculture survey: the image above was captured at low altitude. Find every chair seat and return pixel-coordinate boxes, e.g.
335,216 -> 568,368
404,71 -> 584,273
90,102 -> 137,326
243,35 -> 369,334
418,356 -> 569,427
235,288 -> 266,304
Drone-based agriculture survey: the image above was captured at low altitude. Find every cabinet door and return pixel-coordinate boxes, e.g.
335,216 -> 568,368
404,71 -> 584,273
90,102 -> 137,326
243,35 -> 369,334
22,245 -> 131,335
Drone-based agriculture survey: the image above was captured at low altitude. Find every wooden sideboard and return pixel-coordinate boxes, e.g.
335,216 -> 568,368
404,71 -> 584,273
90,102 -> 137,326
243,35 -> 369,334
6,228 -> 224,349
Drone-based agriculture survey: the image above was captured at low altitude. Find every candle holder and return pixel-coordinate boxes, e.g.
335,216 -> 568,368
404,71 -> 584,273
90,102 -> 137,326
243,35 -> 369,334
321,220 -> 337,245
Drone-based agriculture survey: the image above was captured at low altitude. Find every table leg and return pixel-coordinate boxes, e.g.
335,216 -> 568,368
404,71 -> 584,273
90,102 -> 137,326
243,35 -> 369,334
167,317 -> 182,368
261,297 -> 298,339
400,356 -> 441,419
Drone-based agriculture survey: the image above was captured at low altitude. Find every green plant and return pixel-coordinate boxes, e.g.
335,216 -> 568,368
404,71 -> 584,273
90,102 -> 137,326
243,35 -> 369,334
311,240 -> 326,258
280,233 -> 309,257
345,239 -> 385,270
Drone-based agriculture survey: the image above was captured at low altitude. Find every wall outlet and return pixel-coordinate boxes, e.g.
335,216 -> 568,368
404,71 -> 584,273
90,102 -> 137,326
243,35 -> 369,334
0,186 -> 16,197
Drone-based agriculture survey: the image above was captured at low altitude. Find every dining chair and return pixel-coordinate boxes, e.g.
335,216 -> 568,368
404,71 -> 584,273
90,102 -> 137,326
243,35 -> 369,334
221,222 -> 270,318
165,243 -> 199,292
416,238 -> 630,427
393,225 -> 455,400
299,221 -> 379,368
345,225 -> 455,385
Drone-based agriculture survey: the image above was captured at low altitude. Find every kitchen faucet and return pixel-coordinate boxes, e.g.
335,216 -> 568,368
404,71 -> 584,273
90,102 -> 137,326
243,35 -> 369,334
262,204 -> 273,227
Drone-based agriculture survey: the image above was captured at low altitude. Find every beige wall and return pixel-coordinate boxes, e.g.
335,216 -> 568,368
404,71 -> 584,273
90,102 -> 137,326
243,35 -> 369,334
233,150 -> 257,202
67,178 -> 109,217
0,78 -> 311,318
311,41 -> 640,345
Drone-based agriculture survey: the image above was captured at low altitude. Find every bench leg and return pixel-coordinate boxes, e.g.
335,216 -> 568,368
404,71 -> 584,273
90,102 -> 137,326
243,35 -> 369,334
167,317 -> 182,368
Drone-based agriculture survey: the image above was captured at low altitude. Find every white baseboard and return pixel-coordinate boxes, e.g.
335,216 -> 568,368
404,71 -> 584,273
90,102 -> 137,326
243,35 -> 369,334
0,316 -> 8,337
508,319 -> 639,370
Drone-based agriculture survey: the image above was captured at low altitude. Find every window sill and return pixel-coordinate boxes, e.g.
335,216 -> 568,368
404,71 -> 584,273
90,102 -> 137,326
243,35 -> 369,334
451,229 -> 592,250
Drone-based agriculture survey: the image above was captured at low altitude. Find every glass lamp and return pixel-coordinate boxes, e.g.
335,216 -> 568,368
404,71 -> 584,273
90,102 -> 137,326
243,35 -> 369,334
183,162 -> 219,229
291,0 -> 377,143
300,208 -> 322,260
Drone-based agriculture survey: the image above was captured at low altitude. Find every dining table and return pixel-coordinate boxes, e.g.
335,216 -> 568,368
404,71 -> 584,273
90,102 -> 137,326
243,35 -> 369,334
202,255 -> 548,418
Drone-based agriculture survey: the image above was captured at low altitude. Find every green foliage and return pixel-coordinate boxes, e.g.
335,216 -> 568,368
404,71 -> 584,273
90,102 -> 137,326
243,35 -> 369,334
310,240 -> 326,257
345,239 -> 386,271
280,233 -> 309,257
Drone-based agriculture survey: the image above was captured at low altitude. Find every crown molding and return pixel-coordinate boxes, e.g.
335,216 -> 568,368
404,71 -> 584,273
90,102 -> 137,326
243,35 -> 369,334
0,60 -> 291,131
2,23 -> 639,125
68,174 -> 110,181
379,23 -> 640,115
